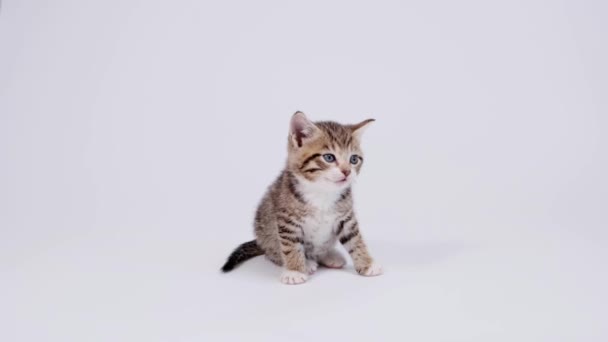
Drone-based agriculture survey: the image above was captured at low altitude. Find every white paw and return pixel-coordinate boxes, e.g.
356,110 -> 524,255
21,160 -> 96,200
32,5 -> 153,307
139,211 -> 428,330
306,259 -> 318,274
280,270 -> 308,285
362,263 -> 383,277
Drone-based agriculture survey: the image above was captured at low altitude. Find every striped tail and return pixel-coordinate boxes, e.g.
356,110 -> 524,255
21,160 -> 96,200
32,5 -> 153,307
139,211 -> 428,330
221,240 -> 264,272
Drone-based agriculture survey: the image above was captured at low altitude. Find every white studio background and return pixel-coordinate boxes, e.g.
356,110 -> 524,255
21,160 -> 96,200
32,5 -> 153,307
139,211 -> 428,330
1,1 -> 607,341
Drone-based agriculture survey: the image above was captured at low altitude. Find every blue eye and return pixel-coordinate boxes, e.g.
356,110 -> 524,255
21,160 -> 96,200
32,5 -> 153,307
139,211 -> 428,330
350,155 -> 359,164
323,154 -> 336,162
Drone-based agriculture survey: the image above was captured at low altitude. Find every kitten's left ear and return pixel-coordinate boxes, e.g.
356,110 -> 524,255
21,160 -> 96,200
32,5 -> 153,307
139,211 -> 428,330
351,118 -> 375,140
290,111 -> 320,147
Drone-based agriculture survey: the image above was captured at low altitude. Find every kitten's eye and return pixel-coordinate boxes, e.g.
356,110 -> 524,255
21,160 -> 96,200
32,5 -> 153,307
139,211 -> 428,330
350,155 -> 359,165
323,154 -> 336,163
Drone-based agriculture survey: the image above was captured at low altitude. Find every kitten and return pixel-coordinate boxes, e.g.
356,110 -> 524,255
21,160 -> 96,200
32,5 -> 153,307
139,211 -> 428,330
221,111 -> 382,284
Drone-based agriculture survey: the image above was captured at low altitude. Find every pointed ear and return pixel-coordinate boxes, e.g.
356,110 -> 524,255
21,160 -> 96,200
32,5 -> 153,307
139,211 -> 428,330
290,111 -> 319,147
351,118 -> 375,140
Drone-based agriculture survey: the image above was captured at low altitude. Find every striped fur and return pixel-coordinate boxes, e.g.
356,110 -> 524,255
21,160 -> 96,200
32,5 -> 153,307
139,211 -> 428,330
221,111 -> 382,284
221,240 -> 264,272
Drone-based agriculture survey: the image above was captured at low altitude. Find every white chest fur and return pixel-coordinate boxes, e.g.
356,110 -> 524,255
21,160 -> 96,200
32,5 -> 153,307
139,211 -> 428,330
301,209 -> 339,251
296,176 -> 344,255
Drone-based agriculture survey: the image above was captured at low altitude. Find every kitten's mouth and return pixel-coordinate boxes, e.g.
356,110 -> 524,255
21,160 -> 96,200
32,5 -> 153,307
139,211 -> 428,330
335,178 -> 348,184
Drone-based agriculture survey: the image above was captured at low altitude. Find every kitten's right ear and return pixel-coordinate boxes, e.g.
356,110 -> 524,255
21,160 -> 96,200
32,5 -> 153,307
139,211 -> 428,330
290,111 -> 319,148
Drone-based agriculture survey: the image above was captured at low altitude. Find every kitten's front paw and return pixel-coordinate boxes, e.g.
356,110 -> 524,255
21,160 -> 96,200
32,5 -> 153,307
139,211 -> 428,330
305,259 -> 318,275
357,263 -> 383,277
280,270 -> 308,285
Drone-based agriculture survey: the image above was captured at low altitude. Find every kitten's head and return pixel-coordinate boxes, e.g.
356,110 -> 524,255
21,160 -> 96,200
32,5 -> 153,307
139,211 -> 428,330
287,111 -> 374,189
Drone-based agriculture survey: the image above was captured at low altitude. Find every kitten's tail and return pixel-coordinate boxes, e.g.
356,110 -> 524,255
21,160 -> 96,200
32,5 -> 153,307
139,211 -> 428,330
221,240 -> 264,272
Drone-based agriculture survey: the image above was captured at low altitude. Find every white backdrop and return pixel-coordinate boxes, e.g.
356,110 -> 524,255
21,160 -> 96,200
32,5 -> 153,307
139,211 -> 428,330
1,1 -> 607,341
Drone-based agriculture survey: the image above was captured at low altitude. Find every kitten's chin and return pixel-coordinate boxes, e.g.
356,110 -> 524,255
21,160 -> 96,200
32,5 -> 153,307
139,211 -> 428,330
295,173 -> 352,192
323,177 -> 352,188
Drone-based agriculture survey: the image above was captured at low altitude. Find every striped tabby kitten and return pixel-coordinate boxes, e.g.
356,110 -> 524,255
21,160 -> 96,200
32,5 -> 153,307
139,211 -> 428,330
221,111 -> 382,284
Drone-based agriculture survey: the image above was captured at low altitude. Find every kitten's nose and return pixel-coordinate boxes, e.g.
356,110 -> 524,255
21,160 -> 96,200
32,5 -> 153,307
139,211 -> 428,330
341,169 -> 351,177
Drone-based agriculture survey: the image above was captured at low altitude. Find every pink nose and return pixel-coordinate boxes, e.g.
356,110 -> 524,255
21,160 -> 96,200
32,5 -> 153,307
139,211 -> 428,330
341,169 -> 351,177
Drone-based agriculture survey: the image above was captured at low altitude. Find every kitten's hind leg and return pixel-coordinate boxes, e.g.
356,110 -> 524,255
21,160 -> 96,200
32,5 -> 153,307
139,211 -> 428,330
318,248 -> 346,269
